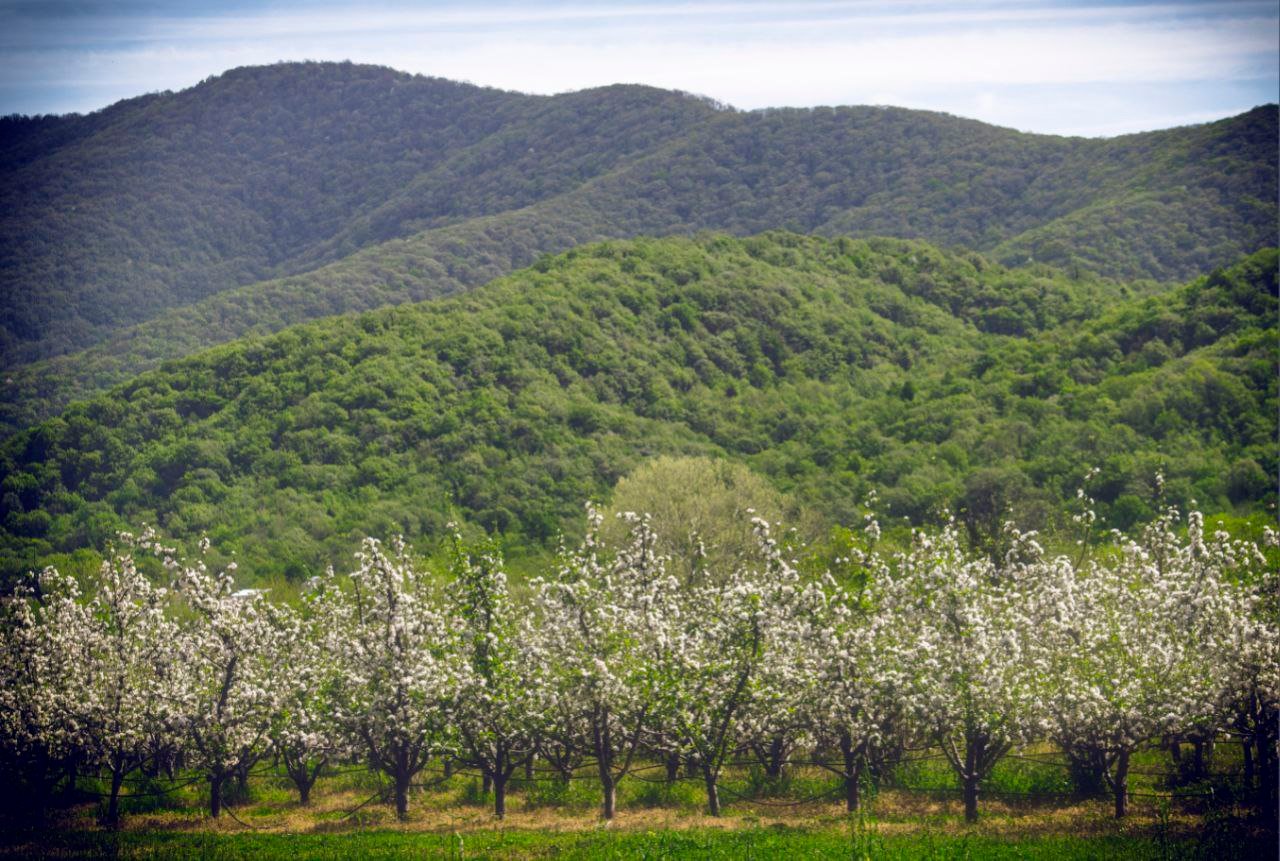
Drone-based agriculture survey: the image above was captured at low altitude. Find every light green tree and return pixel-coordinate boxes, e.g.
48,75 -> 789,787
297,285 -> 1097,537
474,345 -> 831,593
602,456 -> 799,585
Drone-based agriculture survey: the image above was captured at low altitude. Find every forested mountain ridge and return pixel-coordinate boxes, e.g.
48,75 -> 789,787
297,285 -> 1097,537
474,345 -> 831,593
1,62 -> 1274,433
0,234 -> 1272,585
0,62 -> 718,367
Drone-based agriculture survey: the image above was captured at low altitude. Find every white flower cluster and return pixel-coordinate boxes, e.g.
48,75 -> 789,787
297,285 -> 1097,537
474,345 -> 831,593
0,505 -> 1274,824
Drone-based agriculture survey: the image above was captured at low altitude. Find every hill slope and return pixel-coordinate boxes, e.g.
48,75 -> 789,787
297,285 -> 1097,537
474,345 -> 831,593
1,63 -> 1274,434
0,234 -> 1272,584
0,62 -> 717,367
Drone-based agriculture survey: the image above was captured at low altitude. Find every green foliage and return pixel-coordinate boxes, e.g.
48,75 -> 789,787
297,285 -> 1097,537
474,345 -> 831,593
0,825 -> 1259,859
0,62 -> 715,370
0,236 -> 1273,586
601,455 -> 798,584
1,62 -> 1273,433
518,776 -> 598,810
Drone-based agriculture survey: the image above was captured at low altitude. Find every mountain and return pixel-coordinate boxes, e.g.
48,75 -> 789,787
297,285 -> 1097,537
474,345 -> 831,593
1,234 -> 1272,584
0,61 -> 717,367
1,62 -> 1274,435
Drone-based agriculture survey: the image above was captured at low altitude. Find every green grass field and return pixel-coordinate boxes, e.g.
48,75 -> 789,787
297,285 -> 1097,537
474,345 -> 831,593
0,826 -> 1262,860
1,742 -> 1272,859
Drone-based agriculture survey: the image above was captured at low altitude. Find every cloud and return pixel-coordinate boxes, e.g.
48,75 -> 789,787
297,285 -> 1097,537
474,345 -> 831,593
0,0 -> 1275,135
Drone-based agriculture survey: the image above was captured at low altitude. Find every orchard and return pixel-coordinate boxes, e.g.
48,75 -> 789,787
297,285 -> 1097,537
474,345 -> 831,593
0,498 -> 1275,834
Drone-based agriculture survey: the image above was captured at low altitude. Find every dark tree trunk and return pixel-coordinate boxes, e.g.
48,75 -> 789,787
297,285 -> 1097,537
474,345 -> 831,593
1191,738 -> 1206,778
60,760 -> 78,803
210,773 -> 224,819
1065,747 -> 1107,798
1242,735 -> 1255,788
1259,733 -> 1277,819
591,710 -> 630,821
840,734 -> 863,813
285,755 -> 323,806
392,745 -> 413,822
702,763 -> 721,816
481,771 -> 492,796
234,758 -> 252,800
105,764 -> 125,828
962,738 -> 980,823
595,732 -> 617,821
665,752 -> 681,784
443,758 -> 454,779
525,757 -> 534,780
962,774 -> 979,823
601,771 -> 616,821
493,772 -> 508,819
1113,749 -> 1130,818
393,768 -> 411,821
762,736 -> 787,780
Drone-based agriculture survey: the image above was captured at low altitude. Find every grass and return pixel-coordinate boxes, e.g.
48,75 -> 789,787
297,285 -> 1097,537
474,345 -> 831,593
1,742 -> 1271,859
1,822 -> 1269,860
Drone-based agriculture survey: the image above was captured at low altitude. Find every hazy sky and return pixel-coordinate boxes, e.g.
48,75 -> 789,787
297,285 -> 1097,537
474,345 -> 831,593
1,0 -> 1275,136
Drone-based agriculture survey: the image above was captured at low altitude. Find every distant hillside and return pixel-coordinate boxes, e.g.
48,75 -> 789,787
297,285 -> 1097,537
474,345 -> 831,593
0,62 -> 1274,433
0,62 -> 718,367
1,234 -> 1272,584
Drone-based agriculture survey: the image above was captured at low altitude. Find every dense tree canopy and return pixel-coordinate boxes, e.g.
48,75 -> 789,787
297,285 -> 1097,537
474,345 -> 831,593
1,504 -> 1275,824
0,234 -> 1272,586
2,62 -> 1273,434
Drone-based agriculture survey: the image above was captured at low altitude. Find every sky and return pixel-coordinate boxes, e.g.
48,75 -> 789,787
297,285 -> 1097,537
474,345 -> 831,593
0,0 -> 1275,136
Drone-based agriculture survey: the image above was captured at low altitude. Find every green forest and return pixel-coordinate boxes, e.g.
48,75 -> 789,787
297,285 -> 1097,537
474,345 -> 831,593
1,62 -> 1275,435
0,54 -> 1277,857
1,233 -> 1273,586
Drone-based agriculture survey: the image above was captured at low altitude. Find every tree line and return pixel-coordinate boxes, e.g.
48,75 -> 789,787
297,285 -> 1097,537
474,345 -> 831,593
2,236 -> 1273,585
2,490 -> 1274,827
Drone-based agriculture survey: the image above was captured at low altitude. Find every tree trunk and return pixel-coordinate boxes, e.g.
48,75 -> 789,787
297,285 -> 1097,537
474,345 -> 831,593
601,771 -> 616,821
702,763 -> 721,817
285,756 -> 320,806
393,767 -> 411,821
840,735 -> 863,813
234,758 -> 252,801
443,758 -> 454,779
764,736 -> 786,780
493,772 -> 508,819
482,771 -> 492,796
1242,734 -> 1254,788
1113,749 -> 1130,818
105,764 -> 125,828
1259,733 -> 1277,819
210,773 -> 224,819
962,738 -> 980,823
962,773 -> 979,823
595,738 -> 617,821
525,757 -> 534,780
665,752 -> 680,784
1066,747 -> 1107,798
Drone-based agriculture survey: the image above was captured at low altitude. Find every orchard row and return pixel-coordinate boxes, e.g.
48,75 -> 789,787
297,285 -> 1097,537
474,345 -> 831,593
1,500 -> 1275,826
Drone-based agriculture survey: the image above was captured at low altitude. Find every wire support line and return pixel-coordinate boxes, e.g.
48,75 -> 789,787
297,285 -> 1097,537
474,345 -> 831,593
222,804 -> 268,830
713,781 -> 846,808
74,775 -> 206,798
337,788 -> 389,820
